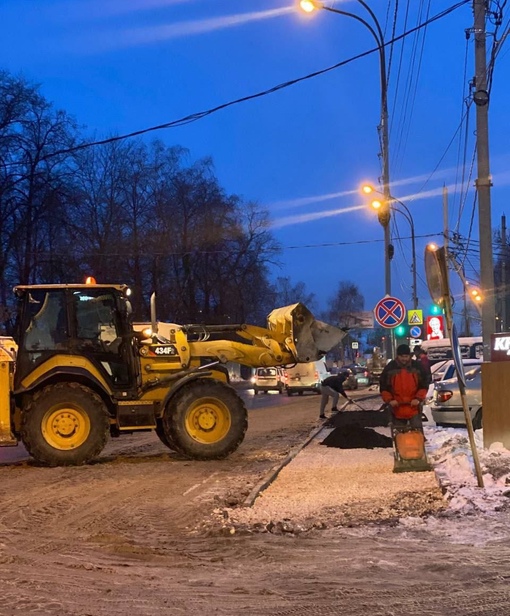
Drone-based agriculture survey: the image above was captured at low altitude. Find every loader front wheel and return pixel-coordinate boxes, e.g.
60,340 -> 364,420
155,420 -> 180,452
163,379 -> 247,460
21,383 -> 110,466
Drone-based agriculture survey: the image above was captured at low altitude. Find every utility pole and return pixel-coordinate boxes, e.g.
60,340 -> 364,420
501,214 -> 507,332
496,214 -> 506,332
443,185 -> 449,255
473,0 -> 496,360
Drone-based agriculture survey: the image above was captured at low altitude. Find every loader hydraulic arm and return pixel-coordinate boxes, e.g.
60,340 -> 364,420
148,303 -> 346,370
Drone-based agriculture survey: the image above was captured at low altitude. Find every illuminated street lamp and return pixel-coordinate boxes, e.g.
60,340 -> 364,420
299,0 -> 392,357
299,0 -> 316,12
470,286 -> 483,303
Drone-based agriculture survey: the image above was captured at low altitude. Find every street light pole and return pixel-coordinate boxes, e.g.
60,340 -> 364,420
368,192 -> 417,310
390,202 -> 418,310
299,0 -> 392,357
472,0 -> 495,360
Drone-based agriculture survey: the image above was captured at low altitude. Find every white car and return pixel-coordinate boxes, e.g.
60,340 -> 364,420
422,359 -> 482,426
283,360 -> 329,396
426,358 -> 482,401
251,367 -> 285,394
431,365 -> 483,429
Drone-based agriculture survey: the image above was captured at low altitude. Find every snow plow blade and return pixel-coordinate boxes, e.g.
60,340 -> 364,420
267,303 -> 346,363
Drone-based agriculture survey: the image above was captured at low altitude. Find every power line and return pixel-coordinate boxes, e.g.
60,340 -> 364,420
30,232 -> 442,258
284,232 -> 439,250
3,0 -> 469,167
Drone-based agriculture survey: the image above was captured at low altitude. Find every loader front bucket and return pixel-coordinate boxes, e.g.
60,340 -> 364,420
267,303 -> 346,363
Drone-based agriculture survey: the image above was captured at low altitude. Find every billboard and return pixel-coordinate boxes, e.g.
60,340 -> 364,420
426,315 -> 445,340
338,311 -> 374,329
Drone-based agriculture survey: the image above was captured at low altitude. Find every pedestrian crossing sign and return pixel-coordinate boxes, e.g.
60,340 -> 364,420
407,309 -> 423,325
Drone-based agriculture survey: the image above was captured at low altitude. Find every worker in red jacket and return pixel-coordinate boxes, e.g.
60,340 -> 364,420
379,344 -> 429,428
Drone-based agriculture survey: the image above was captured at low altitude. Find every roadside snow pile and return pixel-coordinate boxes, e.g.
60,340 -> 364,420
425,426 -> 510,515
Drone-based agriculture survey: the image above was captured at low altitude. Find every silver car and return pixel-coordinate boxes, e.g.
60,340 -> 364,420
430,365 -> 482,429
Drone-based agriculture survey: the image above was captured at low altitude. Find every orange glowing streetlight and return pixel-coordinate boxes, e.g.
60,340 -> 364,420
299,0 -> 319,13
470,287 -> 483,302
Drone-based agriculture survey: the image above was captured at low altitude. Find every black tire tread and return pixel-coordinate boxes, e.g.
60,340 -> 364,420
21,382 -> 110,467
163,379 -> 247,460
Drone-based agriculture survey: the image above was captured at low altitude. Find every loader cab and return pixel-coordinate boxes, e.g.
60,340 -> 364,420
14,284 -> 140,395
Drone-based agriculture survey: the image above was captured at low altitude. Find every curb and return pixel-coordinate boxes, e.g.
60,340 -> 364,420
243,421 -> 327,508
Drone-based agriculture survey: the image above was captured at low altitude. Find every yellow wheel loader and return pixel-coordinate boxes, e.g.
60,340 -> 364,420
0,283 -> 345,466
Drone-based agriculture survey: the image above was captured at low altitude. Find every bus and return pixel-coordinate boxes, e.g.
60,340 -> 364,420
420,337 -> 483,365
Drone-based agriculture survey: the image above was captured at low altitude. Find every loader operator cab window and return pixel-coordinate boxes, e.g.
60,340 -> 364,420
24,291 -> 67,353
72,290 -> 130,387
16,287 -> 137,391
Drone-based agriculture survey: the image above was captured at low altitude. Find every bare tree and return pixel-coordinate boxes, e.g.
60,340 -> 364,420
325,281 -> 365,325
269,276 -> 316,312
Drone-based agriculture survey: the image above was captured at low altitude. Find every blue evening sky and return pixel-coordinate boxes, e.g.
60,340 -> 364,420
1,0 -> 509,318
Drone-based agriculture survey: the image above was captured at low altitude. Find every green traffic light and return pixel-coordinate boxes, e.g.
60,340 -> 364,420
431,304 -> 442,315
395,325 -> 406,337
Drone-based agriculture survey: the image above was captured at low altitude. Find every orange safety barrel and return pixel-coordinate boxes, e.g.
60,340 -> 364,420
395,430 -> 425,460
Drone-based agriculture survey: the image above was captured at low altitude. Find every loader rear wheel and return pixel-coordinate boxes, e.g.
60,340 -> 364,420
162,379 -> 247,460
21,383 -> 110,466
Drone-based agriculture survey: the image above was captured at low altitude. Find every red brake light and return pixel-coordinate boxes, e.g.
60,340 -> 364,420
437,390 -> 453,403
314,371 -> 319,379
364,371 -> 368,377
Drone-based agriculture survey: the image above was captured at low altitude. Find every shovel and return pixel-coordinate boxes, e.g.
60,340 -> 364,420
345,397 -> 367,412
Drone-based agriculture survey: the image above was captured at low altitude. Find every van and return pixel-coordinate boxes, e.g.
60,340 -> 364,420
421,337 -> 483,365
283,360 -> 329,396
251,367 -> 285,394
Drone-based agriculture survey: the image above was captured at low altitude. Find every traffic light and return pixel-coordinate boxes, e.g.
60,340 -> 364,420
395,324 -> 407,337
430,304 -> 442,315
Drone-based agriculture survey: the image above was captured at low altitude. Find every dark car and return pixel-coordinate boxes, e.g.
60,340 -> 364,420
345,364 -> 370,388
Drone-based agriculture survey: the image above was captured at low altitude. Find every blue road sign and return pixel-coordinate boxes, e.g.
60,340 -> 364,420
374,297 -> 406,329
410,326 -> 422,338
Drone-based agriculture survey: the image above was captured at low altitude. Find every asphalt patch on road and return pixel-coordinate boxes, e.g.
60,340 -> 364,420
321,409 -> 393,450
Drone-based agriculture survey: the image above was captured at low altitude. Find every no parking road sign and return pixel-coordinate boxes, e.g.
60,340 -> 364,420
374,296 -> 406,329
410,326 -> 422,338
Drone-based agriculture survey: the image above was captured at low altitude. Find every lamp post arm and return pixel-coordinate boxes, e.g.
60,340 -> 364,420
354,0 -> 386,48
322,4 -> 389,214
322,6 -> 382,47
390,203 -> 418,310
390,196 -> 413,224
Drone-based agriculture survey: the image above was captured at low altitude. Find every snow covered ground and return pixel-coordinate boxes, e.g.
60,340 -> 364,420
414,425 -> 510,545
220,394 -> 510,544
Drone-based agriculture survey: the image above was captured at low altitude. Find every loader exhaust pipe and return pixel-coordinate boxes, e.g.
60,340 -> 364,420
150,292 -> 158,336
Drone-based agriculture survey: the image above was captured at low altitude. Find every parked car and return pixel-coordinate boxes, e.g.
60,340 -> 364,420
430,359 -> 452,383
425,358 -> 482,401
345,364 -> 370,388
284,360 -> 329,396
430,365 -> 483,429
251,367 -> 285,394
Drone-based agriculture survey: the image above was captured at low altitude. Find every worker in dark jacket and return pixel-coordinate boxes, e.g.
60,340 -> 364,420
319,373 -> 350,419
413,345 -> 432,386
379,344 -> 429,428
